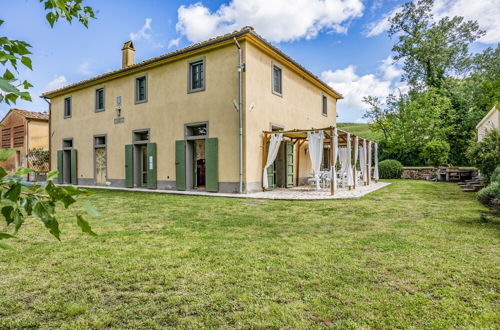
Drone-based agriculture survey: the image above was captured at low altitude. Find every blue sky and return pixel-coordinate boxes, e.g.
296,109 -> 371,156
1,0 -> 498,122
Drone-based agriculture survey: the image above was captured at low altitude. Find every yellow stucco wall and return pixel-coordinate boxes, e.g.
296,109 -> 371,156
49,37 -> 339,192
28,120 -> 49,150
243,41 -> 337,189
50,44 -> 240,187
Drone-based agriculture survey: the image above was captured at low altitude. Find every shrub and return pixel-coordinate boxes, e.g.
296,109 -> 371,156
476,182 -> 500,211
466,129 -> 500,183
490,166 -> 500,183
421,140 -> 450,167
378,159 -> 403,179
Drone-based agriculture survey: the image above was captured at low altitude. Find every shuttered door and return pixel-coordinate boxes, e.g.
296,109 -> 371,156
70,149 -> 78,185
147,142 -> 157,189
205,138 -> 218,192
267,163 -> 275,189
285,141 -> 294,188
125,144 -> 133,188
175,140 -> 186,190
57,150 -> 63,183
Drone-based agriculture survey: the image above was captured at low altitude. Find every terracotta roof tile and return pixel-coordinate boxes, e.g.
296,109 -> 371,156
11,109 -> 49,121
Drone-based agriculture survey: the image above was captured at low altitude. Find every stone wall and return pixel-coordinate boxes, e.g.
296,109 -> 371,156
402,167 -> 478,181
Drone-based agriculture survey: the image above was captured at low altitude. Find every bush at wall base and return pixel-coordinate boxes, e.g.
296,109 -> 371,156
476,182 -> 500,212
378,159 -> 404,179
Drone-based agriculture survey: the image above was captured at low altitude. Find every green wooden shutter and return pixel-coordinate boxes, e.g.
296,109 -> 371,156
147,142 -> 157,189
175,140 -> 186,190
70,149 -> 77,185
285,141 -> 294,188
266,141 -> 275,190
267,163 -> 275,190
125,144 -> 133,188
205,138 -> 218,192
57,150 -> 63,183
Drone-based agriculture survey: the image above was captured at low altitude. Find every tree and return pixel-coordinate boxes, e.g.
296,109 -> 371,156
364,88 -> 451,165
389,0 -> 485,89
0,0 -> 95,104
421,140 -> 450,167
0,149 -> 97,250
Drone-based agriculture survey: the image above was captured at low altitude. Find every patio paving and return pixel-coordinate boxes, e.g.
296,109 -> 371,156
72,181 -> 390,200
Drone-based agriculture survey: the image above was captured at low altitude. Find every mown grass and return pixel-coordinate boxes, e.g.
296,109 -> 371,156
1,180 -> 498,328
337,122 -> 383,142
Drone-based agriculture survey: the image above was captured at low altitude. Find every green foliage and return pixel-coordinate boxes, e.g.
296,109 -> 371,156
490,166 -> 500,183
363,88 -> 451,165
378,159 -> 404,179
421,140 -> 450,167
466,129 -> 500,183
0,149 -> 97,249
476,182 -> 500,211
0,1 -> 95,105
389,0 -> 484,89
364,0 -> 498,166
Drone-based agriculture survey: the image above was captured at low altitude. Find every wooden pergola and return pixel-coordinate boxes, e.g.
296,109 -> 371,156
262,126 -> 377,195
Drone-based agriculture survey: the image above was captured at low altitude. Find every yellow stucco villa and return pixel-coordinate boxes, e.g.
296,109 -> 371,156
42,27 -> 344,193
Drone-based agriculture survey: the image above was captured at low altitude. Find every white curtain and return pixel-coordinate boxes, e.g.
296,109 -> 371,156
374,143 -> 379,180
346,133 -> 354,186
332,128 -> 338,190
362,139 -> 368,183
368,141 -> 372,181
262,133 -> 283,189
353,136 -> 359,186
307,130 -> 324,190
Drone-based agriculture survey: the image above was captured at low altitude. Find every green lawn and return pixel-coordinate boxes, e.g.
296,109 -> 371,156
1,180 -> 499,328
337,122 -> 383,142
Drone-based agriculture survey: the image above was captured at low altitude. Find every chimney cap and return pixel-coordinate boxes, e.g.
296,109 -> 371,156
122,41 -> 135,51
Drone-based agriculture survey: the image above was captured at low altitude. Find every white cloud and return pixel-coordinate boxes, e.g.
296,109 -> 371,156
78,60 -> 92,75
130,18 -> 153,42
365,0 -> 500,43
378,56 -> 401,81
321,65 -> 392,113
44,75 -> 68,91
176,0 -> 365,43
355,117 -> 368,123
364,6 -> 401,37
168,38 -> 181,49
433,0 -> 500,44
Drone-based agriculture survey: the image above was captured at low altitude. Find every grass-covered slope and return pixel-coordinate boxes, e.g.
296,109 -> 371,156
337,122 -> 383,142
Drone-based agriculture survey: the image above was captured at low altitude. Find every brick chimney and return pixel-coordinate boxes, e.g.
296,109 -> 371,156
122,41 -> 135,68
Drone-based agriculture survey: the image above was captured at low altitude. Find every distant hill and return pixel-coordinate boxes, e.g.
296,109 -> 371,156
336,123 -> 383,142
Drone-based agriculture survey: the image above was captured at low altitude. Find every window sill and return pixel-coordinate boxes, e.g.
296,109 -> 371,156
272,90 -> 283,97
135,99 -> 148,105
95,108 -> 105,113
188,87 -> 206,94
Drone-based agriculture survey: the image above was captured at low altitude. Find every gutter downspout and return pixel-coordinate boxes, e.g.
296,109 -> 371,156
42,96 -> 51,172
234,37 -> 244,193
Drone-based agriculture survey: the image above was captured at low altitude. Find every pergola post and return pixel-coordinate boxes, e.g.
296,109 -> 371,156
330,127 -> 334,196
353,136 -> 358,190
364,139 -> 368,186
367,141 -> 372,185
